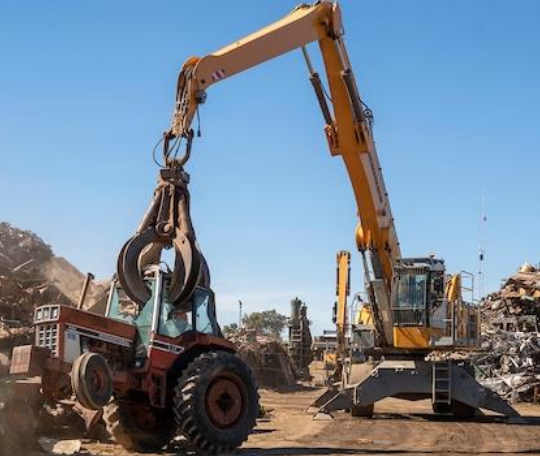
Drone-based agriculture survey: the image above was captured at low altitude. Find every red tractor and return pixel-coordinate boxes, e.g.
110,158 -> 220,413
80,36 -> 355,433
5,266 -> 259,454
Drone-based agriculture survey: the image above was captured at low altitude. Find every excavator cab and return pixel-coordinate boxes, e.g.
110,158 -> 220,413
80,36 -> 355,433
391,257 -> 447,349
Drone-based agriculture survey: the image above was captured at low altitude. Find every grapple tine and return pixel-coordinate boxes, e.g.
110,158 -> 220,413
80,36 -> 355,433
118,229 -> 161,306
168,231 -> 201,304
116,238 -> 131,298
198,251 -> 211,288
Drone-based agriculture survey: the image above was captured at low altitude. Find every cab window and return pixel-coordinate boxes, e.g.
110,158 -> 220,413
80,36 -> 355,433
159,300 -> 193,338
108,280 -> 156,353
194,288 -> 218,335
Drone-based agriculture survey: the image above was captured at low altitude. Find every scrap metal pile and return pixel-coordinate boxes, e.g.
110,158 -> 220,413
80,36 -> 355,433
474,263 -> 540,402
0,222 -> 59,372
227,329 -> 297,388
475,330 -> 540,402
0,222 -> 56,325
481,263 -> 540,324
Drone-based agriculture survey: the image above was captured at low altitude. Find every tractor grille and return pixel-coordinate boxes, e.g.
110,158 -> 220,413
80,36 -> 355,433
36,323 -> 59,356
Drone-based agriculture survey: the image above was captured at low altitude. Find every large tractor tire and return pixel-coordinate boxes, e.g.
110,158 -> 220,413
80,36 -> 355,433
103,400 -> 176,453
174,351 -> 259,454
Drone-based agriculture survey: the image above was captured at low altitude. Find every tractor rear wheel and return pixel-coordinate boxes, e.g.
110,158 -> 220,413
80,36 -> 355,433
174,351 -> 259,454
103,400 -> 176,453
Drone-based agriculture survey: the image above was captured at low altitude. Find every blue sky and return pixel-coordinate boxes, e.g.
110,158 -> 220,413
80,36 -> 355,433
1,1 -> 539,335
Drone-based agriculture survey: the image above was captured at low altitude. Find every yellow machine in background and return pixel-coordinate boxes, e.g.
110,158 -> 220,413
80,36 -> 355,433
332,251 -> 350,378
355,305 -> 373,326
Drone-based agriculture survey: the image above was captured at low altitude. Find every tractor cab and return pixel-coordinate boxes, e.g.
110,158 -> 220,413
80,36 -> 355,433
106,266 -> 221,362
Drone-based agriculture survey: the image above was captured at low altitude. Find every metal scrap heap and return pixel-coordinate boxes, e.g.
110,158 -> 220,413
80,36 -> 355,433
481,263 -> 540,324
0,222 -> 55,324
226,329 -> 297,389
475,329 -> 540,403
0,223 -> 55,374
474,263 -> 540,403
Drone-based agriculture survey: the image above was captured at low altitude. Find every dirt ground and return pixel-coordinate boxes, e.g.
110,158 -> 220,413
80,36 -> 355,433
32,386 -> 538,456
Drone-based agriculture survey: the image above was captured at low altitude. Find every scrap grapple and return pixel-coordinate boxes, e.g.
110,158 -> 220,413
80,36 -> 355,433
118,130 -> 209,308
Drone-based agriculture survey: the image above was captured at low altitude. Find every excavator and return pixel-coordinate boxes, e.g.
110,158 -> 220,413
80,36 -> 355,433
2,4 -> 522,455
115,0 -> 520,420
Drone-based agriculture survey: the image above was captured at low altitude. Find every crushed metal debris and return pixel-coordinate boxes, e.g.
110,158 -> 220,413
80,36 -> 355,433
481,262 -> 540,324
475,263 -> 540,403
227,329 -> 297,388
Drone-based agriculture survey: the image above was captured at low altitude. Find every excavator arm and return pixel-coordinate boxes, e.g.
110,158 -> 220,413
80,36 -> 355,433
168,1 -> 401,344
170,3 -> 340,138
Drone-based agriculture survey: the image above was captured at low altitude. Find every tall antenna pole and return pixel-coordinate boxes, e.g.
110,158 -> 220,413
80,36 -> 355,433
478,190 -> 487,300
238,300 -> 243,328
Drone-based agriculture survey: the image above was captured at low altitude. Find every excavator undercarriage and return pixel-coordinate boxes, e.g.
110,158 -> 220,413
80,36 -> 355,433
313,355 -> 521,420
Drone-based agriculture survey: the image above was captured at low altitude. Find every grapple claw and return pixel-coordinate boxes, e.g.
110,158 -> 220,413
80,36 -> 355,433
168,231 -> 201,304
117,163 -> 208,309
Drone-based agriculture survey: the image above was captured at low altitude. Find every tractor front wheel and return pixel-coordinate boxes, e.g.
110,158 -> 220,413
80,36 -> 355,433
71,352 -> 113,410
103,400 -> 176,453
174,351 -> 259,454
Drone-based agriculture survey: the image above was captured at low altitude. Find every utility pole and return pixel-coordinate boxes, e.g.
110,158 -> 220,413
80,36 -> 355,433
238,300 -> 243,328
478,190 -> 487,301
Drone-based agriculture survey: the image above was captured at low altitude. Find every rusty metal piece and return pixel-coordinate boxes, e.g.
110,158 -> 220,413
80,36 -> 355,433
77,272 -> 95,310
10,345 -> 51,376
72,402 -> 103,434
